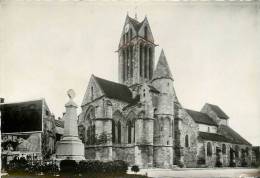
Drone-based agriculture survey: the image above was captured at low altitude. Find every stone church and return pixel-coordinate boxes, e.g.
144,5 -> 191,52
78,15 -> 252,168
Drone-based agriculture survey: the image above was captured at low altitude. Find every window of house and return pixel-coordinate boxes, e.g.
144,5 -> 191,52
185,135 -> 189,147
208,127 -> 210,133
207,142 -> 212,156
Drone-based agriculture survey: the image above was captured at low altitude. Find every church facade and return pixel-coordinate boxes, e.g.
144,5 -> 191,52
78,15 -> 252,168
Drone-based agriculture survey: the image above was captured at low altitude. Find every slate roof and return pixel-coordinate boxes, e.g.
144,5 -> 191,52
94,76 -> 133,103
185,109 -> 218,126
128,16 -> 144,32
55,120 -> 64,128
152,50 -> 173,80
218,125 -> 251,145
207,103 -> 229,119
198,132 -> 230,142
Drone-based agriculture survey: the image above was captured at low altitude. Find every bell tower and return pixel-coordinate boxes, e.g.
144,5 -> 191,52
118,15 -> 156,86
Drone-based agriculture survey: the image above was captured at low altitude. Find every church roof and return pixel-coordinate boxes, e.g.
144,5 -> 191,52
206,103 -> 229,119
218,125 -> 251,145
152,50 -> 173,80
128,16 -> 144,32
198,132 -> 230,143
185,109 -> 218,126
93,76 -> 133,103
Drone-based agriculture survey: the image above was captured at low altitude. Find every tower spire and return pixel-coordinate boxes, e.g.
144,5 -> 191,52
153,49 -> 173,80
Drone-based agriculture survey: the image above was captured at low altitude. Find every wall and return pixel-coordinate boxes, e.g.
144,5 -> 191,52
198,124 -> 217,133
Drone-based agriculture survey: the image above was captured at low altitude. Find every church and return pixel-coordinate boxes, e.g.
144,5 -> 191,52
78,15 -> 252,168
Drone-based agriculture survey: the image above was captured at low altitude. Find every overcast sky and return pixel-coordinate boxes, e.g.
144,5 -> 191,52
0,1 -> 259,145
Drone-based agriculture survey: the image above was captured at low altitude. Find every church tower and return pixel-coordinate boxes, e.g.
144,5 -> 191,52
118,15 -> 156,86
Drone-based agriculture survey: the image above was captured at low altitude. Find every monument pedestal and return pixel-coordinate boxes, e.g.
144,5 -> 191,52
56,89 -> 85,160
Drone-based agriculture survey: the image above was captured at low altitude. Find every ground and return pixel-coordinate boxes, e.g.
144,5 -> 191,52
128,168 -> 260,178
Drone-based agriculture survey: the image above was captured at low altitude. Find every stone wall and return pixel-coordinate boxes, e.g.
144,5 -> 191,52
179,109 -> 199,168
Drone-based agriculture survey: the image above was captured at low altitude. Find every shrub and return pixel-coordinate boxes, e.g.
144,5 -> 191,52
197,158 -> 205,165
60,159 -> 78,175
131,165 -> 140,173
78,160 -> 128,175
7,157 -> 28,175
215,161 -> 222,167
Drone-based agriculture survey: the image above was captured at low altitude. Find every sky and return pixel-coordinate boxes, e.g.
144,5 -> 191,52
0,1 -> 259,145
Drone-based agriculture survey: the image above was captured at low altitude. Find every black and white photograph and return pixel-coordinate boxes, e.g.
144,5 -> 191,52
0,1 -> 260,177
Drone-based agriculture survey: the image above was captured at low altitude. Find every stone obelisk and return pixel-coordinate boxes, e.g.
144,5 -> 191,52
56,89 -> 85,160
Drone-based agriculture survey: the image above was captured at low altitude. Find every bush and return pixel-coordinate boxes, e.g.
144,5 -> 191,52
78,160 -> 128,175
215,161 -> 222,167
131,165 -> 140,173
60,159 -> 78,175
197,158 -> 205,165
7,157 -> 28,175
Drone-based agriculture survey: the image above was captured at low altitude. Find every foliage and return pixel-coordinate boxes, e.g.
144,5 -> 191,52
60,159 -> 78,175
178,162 -> 184,168
131,165 -> 140,173
215,160 -> 222,167
197,158 -> 205,165
78,160 -> 128,175
6,157 -> 28,175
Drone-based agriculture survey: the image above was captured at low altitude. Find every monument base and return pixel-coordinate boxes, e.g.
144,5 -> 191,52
56,136 -> 85,160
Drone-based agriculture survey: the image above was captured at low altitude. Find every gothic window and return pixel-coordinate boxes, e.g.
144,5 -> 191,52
235,145 -> 239,158
144,26 -> 148,40
91,86 -> 94,101
122,50 -> 125,81
149,48 -> 153,79
245,147 -> 249,156
130,29 -> 133,40
126,48 -> 129,78
126,32 -> 129,43
222,144 -> 226,154
144,46 -> 147,78
139,44 -> 143,76
117,121 -> 121,144
207,142 -> 212,156
208,127 -> 210,133
112,120 -> 115,144
185,135 -> 189,147
127,121 -> 132,144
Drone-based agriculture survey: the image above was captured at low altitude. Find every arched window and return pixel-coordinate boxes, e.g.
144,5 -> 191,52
185,135 -> 189,147
127,121 -> 132,144
235,145 -> 239,158
130,29 -> 133,40
91,86 -> 94,101
112,120 -> 115,143
126,32 -> 129,42
144,26 -> 148,40
144,46 -> 147,78
117,121 -> 121,144
139,43 -> 143,76
222,144 -> 226,154
245,147 -> 249,156
207,142 -> 212,156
